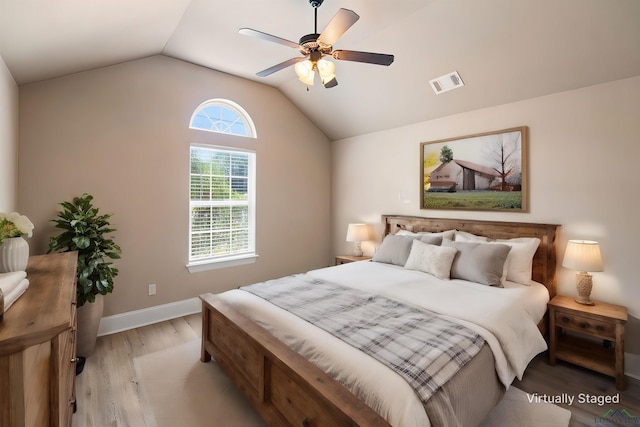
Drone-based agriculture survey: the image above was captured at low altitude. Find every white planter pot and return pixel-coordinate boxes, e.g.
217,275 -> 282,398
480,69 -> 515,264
76,294 -> 104,357
0,237 -> 29,273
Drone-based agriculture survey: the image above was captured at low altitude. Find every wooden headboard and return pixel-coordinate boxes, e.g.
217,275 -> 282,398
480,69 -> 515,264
382,215 -> 560,298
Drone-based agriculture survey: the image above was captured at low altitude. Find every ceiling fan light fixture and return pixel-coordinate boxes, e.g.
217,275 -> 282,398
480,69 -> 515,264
317,58 -> 336,84
295,59 -> 315,85
297,72 -> 315,86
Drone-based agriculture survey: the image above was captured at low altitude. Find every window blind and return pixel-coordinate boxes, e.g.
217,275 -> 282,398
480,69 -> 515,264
189,146 -> 255,262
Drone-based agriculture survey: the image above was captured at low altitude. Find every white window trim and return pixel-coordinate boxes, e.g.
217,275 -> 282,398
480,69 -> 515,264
187,144 -> 257,273
189,98 -> 257,138
186,253 -> 258,273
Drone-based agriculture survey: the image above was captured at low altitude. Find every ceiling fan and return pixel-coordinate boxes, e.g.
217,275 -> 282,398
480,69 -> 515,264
239,0 -> 394,89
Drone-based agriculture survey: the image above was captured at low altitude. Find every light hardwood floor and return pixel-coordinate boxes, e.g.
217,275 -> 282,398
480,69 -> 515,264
72,313 -> 640,427
72,314 -> 202,427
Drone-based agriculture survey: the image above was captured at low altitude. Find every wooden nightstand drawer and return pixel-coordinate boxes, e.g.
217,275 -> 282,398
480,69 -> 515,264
554,311 -> 615,340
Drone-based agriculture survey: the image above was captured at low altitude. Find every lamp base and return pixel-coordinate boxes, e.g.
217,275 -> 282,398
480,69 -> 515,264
352,242 -> 363,257
575,271 -> 594,305
574,297 -> 594,306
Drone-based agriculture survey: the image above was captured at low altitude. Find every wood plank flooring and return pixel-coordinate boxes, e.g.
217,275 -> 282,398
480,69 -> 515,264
72,314 -> 201,427
72,313 -> 640,427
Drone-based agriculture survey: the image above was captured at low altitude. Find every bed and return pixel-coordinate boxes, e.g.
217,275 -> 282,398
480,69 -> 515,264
200,215 -> 559,427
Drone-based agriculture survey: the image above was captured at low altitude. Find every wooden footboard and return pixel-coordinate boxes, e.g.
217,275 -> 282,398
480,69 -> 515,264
200,293 -> 391,427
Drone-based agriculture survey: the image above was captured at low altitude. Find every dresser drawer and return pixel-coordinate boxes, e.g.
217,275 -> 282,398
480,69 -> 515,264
61,327 -> 76,403
554,310 -> 615,339
62,328 -> 76,427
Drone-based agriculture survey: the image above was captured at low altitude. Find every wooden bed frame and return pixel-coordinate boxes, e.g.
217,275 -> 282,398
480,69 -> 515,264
200,215 -> 559,427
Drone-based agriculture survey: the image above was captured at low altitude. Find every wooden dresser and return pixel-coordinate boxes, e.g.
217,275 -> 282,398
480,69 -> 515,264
0,252 -> 78,427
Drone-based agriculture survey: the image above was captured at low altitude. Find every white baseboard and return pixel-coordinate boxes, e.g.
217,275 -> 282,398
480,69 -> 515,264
626,352 -> 640,381
97,297 -> 201,336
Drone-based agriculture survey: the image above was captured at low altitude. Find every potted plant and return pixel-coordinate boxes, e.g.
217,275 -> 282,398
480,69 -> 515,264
0,212 -> 34,273
48,194 -> 121,359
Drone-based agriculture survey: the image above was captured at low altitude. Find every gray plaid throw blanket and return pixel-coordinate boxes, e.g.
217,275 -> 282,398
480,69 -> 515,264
241,274 -> 485,403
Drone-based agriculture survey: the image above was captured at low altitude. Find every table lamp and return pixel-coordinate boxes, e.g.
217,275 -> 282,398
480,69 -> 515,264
346,223 -> 369,257
562,240 -> 603,305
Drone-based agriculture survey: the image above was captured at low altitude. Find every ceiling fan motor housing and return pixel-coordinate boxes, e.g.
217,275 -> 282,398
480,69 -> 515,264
299,33 -> 332,55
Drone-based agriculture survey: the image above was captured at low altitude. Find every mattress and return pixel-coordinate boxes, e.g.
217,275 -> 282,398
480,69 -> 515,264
218,260 -> 549,427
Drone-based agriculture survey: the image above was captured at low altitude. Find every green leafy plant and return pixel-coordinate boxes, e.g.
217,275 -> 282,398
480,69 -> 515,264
48,194 -> 122,306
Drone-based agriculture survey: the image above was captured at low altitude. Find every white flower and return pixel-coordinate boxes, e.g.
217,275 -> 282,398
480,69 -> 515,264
0,212 -> 35,241
7,212 -> 34,237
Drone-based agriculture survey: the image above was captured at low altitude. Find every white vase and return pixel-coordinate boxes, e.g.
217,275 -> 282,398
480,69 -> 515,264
76,294 -> 104,357
0,236 -> 29,273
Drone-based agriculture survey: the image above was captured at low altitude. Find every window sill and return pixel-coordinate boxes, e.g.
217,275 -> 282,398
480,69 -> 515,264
186,254 -> 258,273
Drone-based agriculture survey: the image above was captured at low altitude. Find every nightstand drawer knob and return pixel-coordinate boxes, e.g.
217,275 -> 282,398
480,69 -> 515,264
579,322 -> 587,329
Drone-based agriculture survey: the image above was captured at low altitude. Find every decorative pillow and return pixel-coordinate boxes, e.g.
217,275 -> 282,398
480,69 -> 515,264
441,239 -> 511,287
417,234 -> 443,246
372,235 -> 417,266
494,237 -> 541,285
404,240 -> 458,279
373,234 -> 443,266
396,229 -> 456,241
454,230 -> 490,243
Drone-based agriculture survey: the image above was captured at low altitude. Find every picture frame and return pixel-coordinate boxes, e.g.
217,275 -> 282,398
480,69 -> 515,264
420,126 -> 528,212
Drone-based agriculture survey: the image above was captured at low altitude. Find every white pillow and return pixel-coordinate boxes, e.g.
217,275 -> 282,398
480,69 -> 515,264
454,230 -> 490,242
396,229 -> 456,241
404,239 -> 458,280
494,237 -> 541,285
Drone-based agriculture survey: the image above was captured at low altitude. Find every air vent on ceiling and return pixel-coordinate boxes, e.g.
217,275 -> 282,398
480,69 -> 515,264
429,71 -> 464,95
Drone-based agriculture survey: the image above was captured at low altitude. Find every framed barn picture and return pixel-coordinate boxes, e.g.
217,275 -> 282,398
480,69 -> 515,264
420,126 -> 528,212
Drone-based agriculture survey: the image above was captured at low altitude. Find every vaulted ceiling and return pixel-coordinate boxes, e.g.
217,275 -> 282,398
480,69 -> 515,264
1,0 -> 639,140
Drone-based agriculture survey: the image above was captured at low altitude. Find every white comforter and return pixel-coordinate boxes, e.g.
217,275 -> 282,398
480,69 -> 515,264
218,261 -> 549,427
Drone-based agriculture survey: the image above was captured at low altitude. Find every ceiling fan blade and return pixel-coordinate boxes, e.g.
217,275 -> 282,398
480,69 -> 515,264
324,78 -> 338,89
317,8 -> 359,46
256,57 -> 304,77
239,28 -> 300,49
333,50 -> 394,66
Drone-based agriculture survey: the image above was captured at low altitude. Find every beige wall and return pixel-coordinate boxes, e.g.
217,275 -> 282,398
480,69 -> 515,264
18,55 -> 332,316
0,54 -> 18,211
332,76 -> 640,367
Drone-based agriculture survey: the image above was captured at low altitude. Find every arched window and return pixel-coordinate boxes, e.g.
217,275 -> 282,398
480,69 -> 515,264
187,99 -> 257,272
189,99 -> 256,138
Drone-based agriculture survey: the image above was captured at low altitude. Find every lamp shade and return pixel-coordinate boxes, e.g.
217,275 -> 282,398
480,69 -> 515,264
317,58 -> 336,84
562,240 -> 603,272
346,223 -> 369,242
295,60 -> 315,86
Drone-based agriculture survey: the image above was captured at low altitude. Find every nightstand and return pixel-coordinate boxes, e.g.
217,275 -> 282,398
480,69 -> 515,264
335,255 -> 372,265
548,295 -> 627,390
